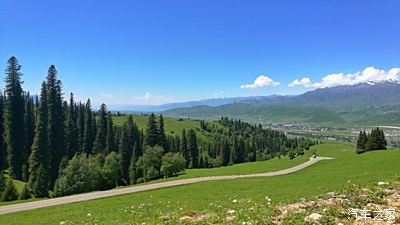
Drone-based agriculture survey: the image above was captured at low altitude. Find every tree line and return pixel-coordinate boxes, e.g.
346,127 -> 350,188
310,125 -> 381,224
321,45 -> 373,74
356,127 -> 387,154
0,56 -> 315,201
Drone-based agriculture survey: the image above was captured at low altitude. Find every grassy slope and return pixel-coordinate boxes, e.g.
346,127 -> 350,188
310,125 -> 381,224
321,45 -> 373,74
112,114 -> 224,144
2,143 -> 400,224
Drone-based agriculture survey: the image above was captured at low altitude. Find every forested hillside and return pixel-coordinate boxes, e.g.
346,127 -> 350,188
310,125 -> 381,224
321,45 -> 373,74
0,57 -> 315,201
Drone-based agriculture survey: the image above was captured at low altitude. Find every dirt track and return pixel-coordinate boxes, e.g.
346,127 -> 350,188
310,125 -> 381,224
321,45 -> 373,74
0,156 -> 332,215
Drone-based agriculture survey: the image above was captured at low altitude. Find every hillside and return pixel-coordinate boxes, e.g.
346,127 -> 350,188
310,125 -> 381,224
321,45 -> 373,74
112,114 -> 225,145
2,143 -> 400,224
164,82 -> 400,126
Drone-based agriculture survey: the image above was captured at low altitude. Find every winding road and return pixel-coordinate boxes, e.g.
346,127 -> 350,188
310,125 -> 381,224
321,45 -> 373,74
0,156 -> 332,215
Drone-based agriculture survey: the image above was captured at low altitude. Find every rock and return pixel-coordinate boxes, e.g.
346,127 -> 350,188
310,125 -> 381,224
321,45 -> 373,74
304,213 -> 323,223
179,216 -> 193,222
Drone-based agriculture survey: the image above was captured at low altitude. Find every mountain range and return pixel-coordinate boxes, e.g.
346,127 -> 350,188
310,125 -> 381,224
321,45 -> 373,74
160,81 -> 400,126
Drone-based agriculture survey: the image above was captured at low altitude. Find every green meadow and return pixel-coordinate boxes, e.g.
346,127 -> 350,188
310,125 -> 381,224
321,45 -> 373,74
1,142 -> 399,224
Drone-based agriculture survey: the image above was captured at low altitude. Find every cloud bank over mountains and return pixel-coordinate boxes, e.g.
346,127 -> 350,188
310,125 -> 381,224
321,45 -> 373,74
289,67 -> 400,89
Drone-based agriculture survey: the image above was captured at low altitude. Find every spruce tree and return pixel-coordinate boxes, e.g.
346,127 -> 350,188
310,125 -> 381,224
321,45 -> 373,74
356,131 -> 368,153
4,56 -> 25,179
119,123 -> 129,181
128,154 -> 137,185
31,164 -> 49,198
28,82 -> 50,197
76,102 -> 85,152
105,112 -> 116,154
1,178 -> 19,201
181,129 -> 190,167
83,99 -> 94,154
22,93 -> 35,181
93,103 -> 108,154
20,184 -> 31,200
145,113 -> 160,147
188,129 -> 199,168
46,65 -> 65,184
159,115 -> 168,151
0,94 -> 5,171
65,93 -> 78,158
0,170 -> 6,193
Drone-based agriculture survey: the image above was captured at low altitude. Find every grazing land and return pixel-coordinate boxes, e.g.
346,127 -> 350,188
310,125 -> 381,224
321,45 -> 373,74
1,143 -> 399,224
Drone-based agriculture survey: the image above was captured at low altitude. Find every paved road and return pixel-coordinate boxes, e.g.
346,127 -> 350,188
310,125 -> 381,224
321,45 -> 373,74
0,156 -> 332,215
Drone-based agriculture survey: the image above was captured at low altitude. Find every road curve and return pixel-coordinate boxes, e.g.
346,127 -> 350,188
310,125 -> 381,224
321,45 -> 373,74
0,156 -> 333,215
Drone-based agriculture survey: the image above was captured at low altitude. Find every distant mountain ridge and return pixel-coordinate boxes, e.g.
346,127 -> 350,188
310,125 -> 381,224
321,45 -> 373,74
112,96 -> 278,112
162,81 -> 400,126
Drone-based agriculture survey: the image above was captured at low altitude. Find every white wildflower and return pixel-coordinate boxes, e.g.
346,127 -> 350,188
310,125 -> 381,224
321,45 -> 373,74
232,199 -> 238,203
226,215 -> 236,221
227,209 -> 236,214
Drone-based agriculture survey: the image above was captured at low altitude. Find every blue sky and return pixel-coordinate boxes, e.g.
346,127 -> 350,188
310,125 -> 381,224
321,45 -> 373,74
1,0 -> 399,107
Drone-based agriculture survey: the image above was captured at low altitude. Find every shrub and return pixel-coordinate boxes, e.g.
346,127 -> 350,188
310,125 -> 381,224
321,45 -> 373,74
53,154 -> 103,197
1,179 -> 19,201
136,177 -> 146,184
161,153 -> 186,177
20,184 -> 31,200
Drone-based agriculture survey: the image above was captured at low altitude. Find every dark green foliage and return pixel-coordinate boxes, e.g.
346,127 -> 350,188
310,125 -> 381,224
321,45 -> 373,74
83,99 -> 94,154
53,154 -> 103,197
188,129 -> 199,168
0,170 -> 6,193
128,154 -> 137,185
102,152 -> 120,189
181,129 -> 189,167
118,115 -> 140,183
145,113 -> 160,147
1,178 -> 19,201
105,112 -> 116,154
20,184 -> 31,200
356,131 -> 368,153
135,146 -> 164,181
22,93 -> 35,181
159,115 -> 168,151
28,82 -> 50,197
0,94 -> 5,171
366,127 -> 387,152
161,153 -> 186,177
65,93 -> 78,158
46,65 -> 65,185
31,164 -> 49,198
93,103 -> 108,154
4,56 -> 25,179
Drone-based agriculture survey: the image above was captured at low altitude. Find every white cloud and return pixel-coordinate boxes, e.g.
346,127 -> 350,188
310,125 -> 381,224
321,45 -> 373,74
288,77 -> 313,88
241,75 -> 280,89
92,92 -> 173,106
289,67 -> 400,89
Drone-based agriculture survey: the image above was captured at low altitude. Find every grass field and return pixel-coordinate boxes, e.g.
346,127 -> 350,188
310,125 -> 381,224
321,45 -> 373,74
112,114 -> 225,144
1,142 -> 399,224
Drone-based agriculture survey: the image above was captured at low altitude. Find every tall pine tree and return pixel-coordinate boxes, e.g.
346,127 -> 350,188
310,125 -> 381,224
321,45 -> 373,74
4,56 -> 25,179
188,129 -> 199,168
145,113 -> 160,147
22,92 -> 35,181
93,103 -> 108,154
65,93 -> 78,158
0,93 -> 5,171
46,65 -> 65,185
83,99 -> 94,154
28,82 -> 50,197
